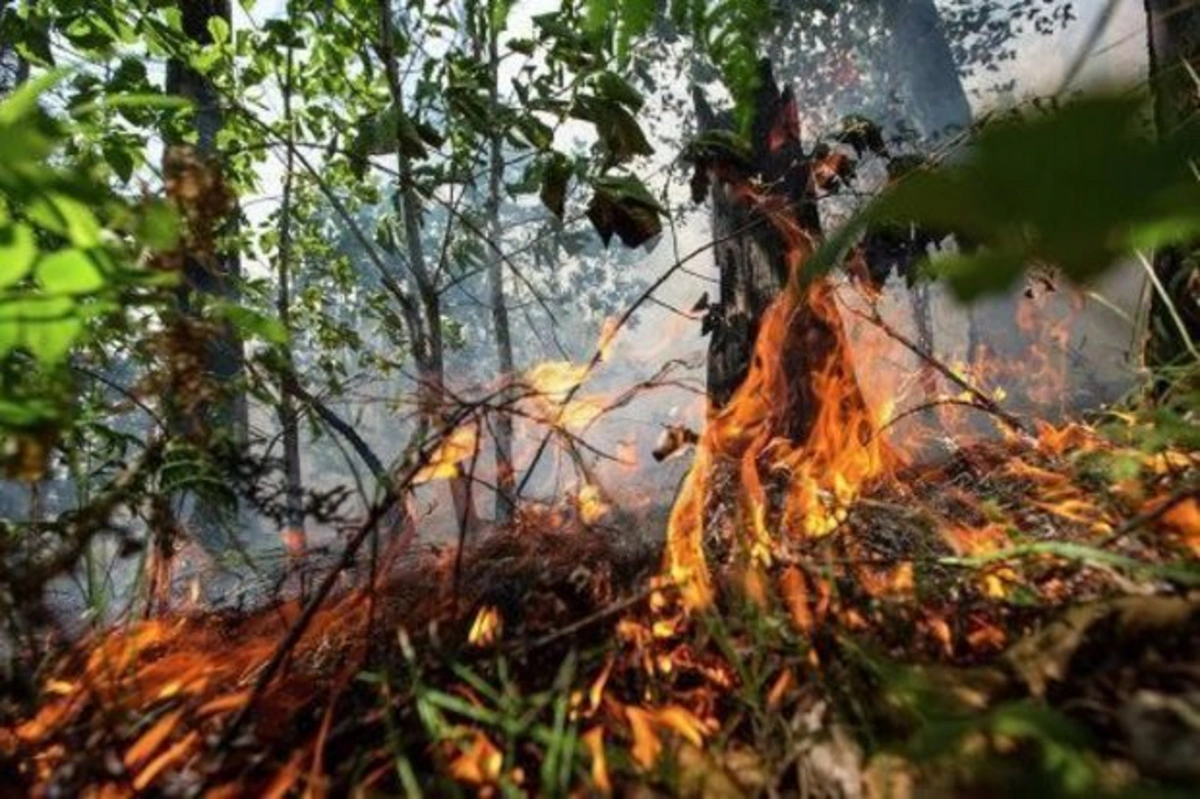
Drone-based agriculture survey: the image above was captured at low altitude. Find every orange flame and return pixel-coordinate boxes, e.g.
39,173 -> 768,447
664,182 -> 894,608
413,423 -> 479,484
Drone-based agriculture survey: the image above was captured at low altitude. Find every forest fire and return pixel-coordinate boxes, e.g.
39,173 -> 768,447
5,255 -> 1199,796
3,8 -> 1199,795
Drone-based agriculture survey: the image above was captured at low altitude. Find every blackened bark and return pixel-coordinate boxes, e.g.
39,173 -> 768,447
698,60 -> 866,444
1144,0 -> 1200,369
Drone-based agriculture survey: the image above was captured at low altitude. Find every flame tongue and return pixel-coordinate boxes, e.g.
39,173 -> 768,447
666,181 -> 891,608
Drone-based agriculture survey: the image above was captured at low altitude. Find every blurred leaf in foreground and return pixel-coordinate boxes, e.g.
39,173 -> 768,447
811,94 -> 1200,299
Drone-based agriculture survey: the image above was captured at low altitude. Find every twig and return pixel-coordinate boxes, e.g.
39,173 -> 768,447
847,304 -> 1031,436
215,405 -> 476,751
511,586 -> 655,654
1100,481 -> 1199,549
514,213 -> 773,500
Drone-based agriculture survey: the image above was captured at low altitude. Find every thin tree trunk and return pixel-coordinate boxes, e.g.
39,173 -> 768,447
1144,0 -> 1200,370
276,38 -> 305,554
165,0 -> 249,554
377,0 -> 477,533
484,1 -> 516,524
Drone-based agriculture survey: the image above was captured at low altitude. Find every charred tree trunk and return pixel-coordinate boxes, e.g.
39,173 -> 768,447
698,61 -> 860,443
1144,0 -> 1200,370
670,61 -> 878,607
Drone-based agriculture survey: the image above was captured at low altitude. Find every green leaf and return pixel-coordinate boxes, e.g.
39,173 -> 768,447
23,315 -> 82,363
0,224 -> 38,289
26,192 -> 103,247
809,94 -> 1200,296
219,304 -> 289,345
571,95 -> 653,165
104,142 -> 135,182
35,249 -> 106,295
507,37 -> 536,55
0,296 -> 80,362
490,0 -> 513,34
593,71 -> 643,112
207,16 -> 231,45
515,113 -> 554,150
0,69 -> 67,126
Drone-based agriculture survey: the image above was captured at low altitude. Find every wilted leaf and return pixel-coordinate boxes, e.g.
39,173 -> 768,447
586,174 -> 663,247
539,151 -> 573,218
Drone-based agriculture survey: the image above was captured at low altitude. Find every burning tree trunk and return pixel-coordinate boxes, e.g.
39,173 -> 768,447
670,62 -> 887,608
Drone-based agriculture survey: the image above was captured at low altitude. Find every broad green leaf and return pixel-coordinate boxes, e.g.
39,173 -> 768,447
26,192 -> 103,247
0,296 -> 80,363
571,95 -> 653,165
515,113 -> 553,150
490,0 -> 513,34
593,71 -> 643,112
218,304 -> 289,345
0,224 -> 38,288
207,16 -> 231,45
36,249 -> 106,295
22,315 -> 82,363
809,94 -> 1200,298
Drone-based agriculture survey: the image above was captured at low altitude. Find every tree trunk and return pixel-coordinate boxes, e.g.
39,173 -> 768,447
673,61 -> 879,607
276,39 -> 306,554
879,0 -> 973,142
165,0 -> 249,553
377,0 -> 477,534
1144,0 -> 1200,369
485,1 -> 516,524
879,0 -> 973,400
700,61 -> 847,432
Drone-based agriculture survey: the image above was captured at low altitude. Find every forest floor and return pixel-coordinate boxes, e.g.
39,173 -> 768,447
2,402 -> 1199,797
